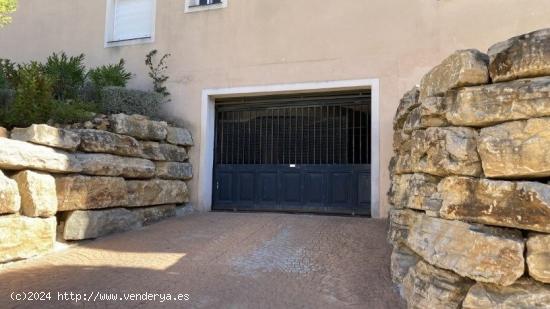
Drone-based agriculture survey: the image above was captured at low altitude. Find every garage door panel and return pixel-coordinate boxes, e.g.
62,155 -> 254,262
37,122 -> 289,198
213,91 -> 371,216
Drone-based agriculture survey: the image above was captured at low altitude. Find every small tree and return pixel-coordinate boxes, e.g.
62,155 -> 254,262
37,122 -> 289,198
0,0 -> 17,27
145,50 -> 171,98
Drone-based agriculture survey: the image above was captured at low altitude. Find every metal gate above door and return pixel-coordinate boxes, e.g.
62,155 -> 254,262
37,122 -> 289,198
213,91 -> 371,215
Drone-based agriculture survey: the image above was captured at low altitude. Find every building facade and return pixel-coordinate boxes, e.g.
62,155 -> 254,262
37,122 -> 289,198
1,0 -> 549,217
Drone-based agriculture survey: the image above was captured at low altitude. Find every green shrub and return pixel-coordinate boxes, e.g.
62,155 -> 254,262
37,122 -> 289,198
100,86 -> 164,118
88,59 -> 132,89
0,58 -> 18,89
43,52 -> 86,101
4,62 -> 54,127
0,88 -> 14,108
49,100 -> 97,124
145,50 -> 171,98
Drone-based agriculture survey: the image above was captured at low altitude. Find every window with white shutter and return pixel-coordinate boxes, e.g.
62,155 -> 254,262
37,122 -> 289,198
185,0 -> 227,13
105,0 -> 156,47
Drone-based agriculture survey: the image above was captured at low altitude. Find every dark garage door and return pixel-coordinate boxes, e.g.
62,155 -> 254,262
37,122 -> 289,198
212,91 -> 371,215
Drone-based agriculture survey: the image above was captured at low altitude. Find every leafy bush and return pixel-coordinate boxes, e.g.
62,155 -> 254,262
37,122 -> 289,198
3,62 -> 54,126
145,50 -> 171,98
49,100 -> 97,124
88,59 -> 132,89
100,86 -> 163,118
0,58 -> 18,89
0,88 -> 14,108
43,52 -> 86,101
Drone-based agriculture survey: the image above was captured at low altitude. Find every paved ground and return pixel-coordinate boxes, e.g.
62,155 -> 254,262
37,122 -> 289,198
0,212 -> 404,309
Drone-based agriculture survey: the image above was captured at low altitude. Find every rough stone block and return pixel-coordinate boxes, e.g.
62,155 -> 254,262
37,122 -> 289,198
390,243 -> 420,285
126,179 -> 189,207
167,127 -> 193,146
12,170 -> 56,218
56,175 -> 128,211
388,173 -> 440,211
478,117 -> 550,178
527,233 -> 550,284
388,209 -> 421,246
410,127 -> 482,177
155,162 -> 193,180
488,28 -> 550,82
403,96 -> 448,133
0,215 -> 56,263
11,124 -> 80,151
462,278 -> 550,309
419,49 -> 489,101
139,141 -> 189,162
130,204 -> 176,225
394,86 -> 420,130
63,209 -> 141,240
439,177 -> 550,233
394,153 -> 414,175
77,129 -> 143,157
405,214 -> 524,286
403,260 -> 474,309
75,153 -> 155,179
0,170 -> 20,215
447,77 -> 550,126
109,114 -> 168,141
0,138 -> 81,173
0,127 -> 7,138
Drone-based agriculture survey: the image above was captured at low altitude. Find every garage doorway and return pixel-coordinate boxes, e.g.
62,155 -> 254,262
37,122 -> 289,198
212,91 -> 371,215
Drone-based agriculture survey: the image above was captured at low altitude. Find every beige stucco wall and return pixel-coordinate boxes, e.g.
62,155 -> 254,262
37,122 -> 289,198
1,0 -> 549,217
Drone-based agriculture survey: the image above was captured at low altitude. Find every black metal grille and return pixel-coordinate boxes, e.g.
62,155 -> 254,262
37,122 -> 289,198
215,91 -> 371,165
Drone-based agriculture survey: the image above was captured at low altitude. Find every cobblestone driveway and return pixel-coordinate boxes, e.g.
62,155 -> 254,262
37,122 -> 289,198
0,212 -> 404,309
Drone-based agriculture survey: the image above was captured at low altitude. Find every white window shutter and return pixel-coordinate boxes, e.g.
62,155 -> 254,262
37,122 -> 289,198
113,0 -> 154,41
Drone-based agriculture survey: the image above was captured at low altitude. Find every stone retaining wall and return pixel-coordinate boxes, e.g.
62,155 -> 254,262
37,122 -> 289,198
0,113 -> 194,263
389,28 -> 550,308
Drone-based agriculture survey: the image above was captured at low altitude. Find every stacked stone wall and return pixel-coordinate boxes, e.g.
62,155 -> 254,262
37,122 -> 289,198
389,28 -> 550,308
0,113 -> 194,263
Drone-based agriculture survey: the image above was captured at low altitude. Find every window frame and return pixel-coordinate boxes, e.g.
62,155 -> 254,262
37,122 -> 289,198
184,0 -> 227,13
104,0 -> 157,48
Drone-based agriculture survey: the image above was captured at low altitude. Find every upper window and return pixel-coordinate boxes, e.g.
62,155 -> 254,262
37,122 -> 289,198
105,0 -> 156,47
185,0 -> 227,13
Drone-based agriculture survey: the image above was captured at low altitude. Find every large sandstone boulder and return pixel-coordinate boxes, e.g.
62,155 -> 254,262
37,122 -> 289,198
0,127 -> 7,138
527,233 -> 550,284
388,173 -> 440,211
11,124 -> 80,151
403,97 -> 448,133
488,28 -> 550,82
462,278 -> 550,309
447,77 -> 550,126
394,153 -> 414,175
155,162 -> 193,180
0,170 -> 20,215
439,177 -> 550,233
393,130 -> 411,153
0,138 -> 81,173
478,117 -> 550,178
394,86 -> 420,130
410,127 -> 482,177
403,260 -> 474,309
167,127 -> 194,146
388,209 -> 420,245
390,243 -> 420,285
75,153 -> 155,179
63,209 -> 141,240
130,204 -> 176,225
405,214 -> 524,286
0,215 -> 56,263
56,175 -> 128,211
126,179 -> 189,207
419,49 -> 489,101
139,141 -> 189,162
12,170 -> 57,218
109,114 -> 168,141
77,129 -> 143,157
